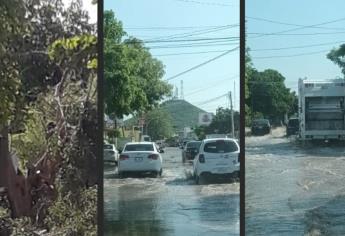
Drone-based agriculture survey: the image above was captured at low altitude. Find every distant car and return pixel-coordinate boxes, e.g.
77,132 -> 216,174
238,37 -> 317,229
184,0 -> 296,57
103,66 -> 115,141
286,118 -> 299,136
251,119 -> 271,135
182,141 -> 201,163
118,142 -> 163,178
155,140 -> 166,150
103,144 -> 119,165
192,138 -> 240,184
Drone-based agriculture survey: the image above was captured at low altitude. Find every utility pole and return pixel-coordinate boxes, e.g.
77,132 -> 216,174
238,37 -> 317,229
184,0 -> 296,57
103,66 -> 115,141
229,91 -> 235,138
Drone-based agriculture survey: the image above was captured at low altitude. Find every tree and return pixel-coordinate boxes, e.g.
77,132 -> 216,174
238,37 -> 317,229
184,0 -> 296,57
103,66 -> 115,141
145,109 -> 174,140
0,0 -> 98,234
246,69 -> 297,124
205,107 -> 240,135
104,10 -> 172,118
327,44 -> 345,75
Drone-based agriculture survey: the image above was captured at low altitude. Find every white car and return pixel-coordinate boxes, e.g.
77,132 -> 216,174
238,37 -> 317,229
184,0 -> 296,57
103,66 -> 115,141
103,144 -> 119,165
118,142 -> 163,178
193,138 -> 240,184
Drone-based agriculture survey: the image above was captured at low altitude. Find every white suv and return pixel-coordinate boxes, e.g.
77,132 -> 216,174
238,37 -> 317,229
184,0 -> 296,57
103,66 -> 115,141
193,138 -> 240,184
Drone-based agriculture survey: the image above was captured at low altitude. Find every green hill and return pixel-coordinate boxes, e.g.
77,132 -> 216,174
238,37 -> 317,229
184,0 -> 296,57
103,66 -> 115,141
124,99 -> 206,131
161,99 -> 206,130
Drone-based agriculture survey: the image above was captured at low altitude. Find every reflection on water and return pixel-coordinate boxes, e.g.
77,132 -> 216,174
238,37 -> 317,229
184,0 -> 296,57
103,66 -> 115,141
104,147 -> 239,236
246,128 -> 345,235
104,184 -> 174,236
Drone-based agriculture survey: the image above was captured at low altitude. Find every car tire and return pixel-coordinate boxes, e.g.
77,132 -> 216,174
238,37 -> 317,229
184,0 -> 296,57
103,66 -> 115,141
195,175 -> 199,184
151,171 -> 159,178
119,172 -> 125,179
159,169 -> 163,177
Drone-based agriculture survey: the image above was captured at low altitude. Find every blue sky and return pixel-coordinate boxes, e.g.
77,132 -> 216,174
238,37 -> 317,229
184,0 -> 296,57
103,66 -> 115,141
105,0 -> 239,113
246,0 -> 345,92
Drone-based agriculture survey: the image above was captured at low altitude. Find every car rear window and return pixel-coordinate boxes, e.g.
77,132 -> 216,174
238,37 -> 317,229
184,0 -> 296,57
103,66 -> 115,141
104,144 -> 113,149
253,119 -> 269,125
204,140 -> 238,153
288,119 -> 299,126
187,142 -> 201,149
124,144 -> 154,151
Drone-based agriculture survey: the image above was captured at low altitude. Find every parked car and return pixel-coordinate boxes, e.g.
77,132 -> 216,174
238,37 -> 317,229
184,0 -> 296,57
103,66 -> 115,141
251,119 -> 271,135
286,118 -> 299,136
103,144 -> 119,165
192,138 -> 240,184
118,142 -> 163,178
182,141 -> 201,163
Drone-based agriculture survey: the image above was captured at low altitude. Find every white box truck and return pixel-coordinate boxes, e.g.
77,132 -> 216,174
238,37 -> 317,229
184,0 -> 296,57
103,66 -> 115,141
298,79 -> 345,140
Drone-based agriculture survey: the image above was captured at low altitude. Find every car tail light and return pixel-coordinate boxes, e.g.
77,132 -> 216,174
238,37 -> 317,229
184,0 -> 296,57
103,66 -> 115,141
238,153 -> 240,162
119,154 -> 129,160
148,154 -> 159,160
199,154 -> 205,163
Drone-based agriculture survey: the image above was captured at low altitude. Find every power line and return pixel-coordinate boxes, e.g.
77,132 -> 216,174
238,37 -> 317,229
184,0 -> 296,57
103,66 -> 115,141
194,92 -> 229,105
152,49 -> 231,56
146,24 -> 238,41
251,40 -> 345,51
142,36 -> 239,43
246,16 -> 345,31
148,42 -> 239,49
249,17 -> 345,38
125,25 -> 236,30
248,31 -> 345,36
252,49 -> 330,59
184,74 -> 239,97
166,47 -> 238,81
171,0 -> 237,7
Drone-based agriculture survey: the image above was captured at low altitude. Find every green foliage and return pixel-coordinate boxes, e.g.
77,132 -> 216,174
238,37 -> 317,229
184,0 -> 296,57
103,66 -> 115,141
45,187 -> 97,235
146,109 -> 174,140
206,107 -> 240,135
246,68 -> 297,124
104,10 -> 172,118
194,126 -> 206,140
327,44 -> 345,75
0,1 -> 98,234
0,0 -> 26,125
48,35 -> 97,64
160,99 -> 206,131
11,110 -> 47,170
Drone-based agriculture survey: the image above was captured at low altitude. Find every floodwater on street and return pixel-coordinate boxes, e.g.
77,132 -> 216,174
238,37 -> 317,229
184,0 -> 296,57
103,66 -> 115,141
104,147 -> 239,236
246,127 -> 345,236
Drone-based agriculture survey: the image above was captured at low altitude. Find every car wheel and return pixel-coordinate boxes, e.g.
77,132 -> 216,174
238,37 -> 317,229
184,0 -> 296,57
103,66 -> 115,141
195,175 -> 199,184
151,171 -> 159,178
119,172 -> 125,179
159,169 -> 163,177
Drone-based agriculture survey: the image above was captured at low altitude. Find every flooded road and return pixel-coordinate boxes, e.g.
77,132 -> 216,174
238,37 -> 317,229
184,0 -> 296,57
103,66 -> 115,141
246,127 -> 345,235
104,147 -> 239,236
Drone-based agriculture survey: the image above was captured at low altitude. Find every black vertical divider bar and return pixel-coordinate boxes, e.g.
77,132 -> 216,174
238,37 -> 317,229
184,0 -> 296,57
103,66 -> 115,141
97,0 -> 104,235
239,0 -> 245,235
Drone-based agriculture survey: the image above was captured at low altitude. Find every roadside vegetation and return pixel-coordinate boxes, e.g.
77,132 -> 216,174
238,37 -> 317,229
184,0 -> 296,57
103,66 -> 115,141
0,0 -> 97,235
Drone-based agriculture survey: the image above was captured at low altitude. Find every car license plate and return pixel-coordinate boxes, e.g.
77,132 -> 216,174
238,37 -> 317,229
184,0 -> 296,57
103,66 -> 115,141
214,167 -> 227,173
135,157 -> 143,162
